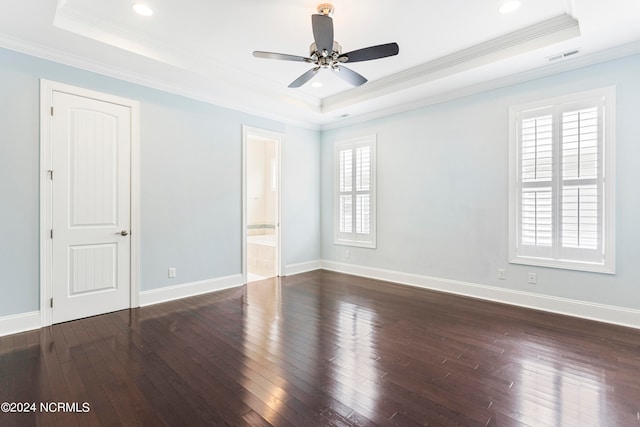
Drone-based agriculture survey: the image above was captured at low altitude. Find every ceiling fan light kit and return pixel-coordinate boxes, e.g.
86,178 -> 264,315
253,3 -> 399,88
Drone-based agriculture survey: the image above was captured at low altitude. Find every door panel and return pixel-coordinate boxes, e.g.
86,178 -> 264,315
69,244 -> 117,294
69,109 -> 118,227
51,91 -> 131,324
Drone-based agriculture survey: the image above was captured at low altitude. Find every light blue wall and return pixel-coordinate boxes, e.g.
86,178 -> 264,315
321,54 -> 640,310
2,45 -> 638,319
0,47 -> 320,317
283,126 -> 321,265
0,52 -> 40,315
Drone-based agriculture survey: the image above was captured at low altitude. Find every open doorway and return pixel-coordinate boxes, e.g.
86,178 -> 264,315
242,127 -> 283,283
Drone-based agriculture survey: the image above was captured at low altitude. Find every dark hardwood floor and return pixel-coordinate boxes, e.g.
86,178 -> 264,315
1,270 -> 639,426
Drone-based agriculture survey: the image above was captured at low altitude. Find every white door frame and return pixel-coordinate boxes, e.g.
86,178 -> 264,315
242,126 -> 284,283
39,79 -> 141,327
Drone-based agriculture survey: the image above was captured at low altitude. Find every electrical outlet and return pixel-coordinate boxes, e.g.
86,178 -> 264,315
527,272 -> 537,284
345,250 -> 350,258
498,269 -> 506,280
168,268 -> 176,278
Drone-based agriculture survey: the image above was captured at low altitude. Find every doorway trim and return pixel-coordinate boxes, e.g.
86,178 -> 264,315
242,126 -> 284,284
39,79 -> 141,327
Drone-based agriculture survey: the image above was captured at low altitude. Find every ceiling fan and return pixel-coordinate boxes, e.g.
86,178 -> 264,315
253,3 -> 399,88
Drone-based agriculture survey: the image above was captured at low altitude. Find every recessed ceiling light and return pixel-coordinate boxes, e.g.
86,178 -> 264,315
311,81 -> 323,88
499,0 -> 520,14
133,3 -> 153,17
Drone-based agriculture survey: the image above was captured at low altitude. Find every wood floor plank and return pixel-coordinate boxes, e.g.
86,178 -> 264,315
66,321 -> 122,427
2,270 -> 640,426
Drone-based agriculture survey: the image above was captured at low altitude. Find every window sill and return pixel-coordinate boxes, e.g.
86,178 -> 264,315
335,240 -> 376,249
509,256 -> 615,275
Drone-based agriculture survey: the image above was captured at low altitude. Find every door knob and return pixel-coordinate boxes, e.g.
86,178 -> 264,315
117,230 -> 129,236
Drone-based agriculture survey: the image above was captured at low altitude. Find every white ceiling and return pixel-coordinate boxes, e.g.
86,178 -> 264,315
1,0 -> 639,128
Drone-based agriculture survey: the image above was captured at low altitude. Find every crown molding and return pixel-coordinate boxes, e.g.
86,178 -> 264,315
322,14 -> 581,113
53,4 -> 317,108
2,8 -> 638,132
321,40 -> 640,131
0,33 -> 321,130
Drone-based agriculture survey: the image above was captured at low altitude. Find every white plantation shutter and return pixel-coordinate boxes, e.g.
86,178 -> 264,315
521,188 -> 552,247
339,195 -> 353,233
335,136 -> 376,247
339,149 -> 353,233
510,88 -> 615,273
560,106 -> 602,261
355,146 -> 371,234
520,113 -> 553,257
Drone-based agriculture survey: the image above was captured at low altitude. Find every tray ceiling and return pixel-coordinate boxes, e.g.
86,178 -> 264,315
0,0 -> 639,128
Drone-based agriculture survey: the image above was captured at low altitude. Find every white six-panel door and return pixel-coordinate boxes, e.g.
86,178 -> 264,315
50,91 -> 132,324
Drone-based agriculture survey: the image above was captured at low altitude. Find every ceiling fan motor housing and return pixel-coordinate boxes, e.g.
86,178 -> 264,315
310,41 -> 342,56
310,41 -> 346,68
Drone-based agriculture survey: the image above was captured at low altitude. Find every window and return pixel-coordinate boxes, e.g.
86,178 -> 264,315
509,88 -> 615,273
335,135 -> 376,248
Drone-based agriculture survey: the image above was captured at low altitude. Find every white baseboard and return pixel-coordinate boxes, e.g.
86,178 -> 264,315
3,263 -> 636,337
321,260 -> 640,330
285,260 -> 322,276
139,274 -> 244,307
0,311 -> 41,337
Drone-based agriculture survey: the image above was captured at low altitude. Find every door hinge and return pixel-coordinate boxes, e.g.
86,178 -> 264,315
50,229 -> 53,239
50,106 -> 54,116
50,298 -> 54,308
48,170 -> 54,180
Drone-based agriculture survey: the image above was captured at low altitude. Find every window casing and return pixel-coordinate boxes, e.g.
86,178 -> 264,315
335,135 -> 376,248
509,88 -> 615,273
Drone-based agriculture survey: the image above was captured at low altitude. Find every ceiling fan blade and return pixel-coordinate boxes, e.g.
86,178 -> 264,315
312,14 -> 334,54
334,66 -> 368,86
288,67 -> 320,88
340,43 -> 399,63
253,51 -> 313,62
